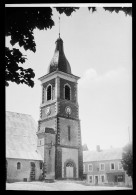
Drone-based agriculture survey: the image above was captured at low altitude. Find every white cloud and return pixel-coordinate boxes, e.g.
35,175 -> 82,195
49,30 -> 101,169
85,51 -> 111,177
79,66 -> 130,90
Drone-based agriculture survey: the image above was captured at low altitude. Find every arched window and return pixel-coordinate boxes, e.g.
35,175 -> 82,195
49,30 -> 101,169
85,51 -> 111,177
46,85 -> 52,101
17,162 -> 21,170
64,84 -> 71,100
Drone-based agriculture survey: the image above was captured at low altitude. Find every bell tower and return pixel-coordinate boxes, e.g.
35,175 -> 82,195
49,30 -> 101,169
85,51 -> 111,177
37,37 -> 83,180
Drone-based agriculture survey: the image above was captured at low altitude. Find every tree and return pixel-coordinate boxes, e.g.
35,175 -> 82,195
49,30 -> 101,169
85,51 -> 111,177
5,7 -> 132,87
121,143 -> 133,181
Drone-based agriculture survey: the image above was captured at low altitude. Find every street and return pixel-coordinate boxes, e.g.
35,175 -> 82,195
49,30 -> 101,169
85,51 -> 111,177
6,180 -> 132,191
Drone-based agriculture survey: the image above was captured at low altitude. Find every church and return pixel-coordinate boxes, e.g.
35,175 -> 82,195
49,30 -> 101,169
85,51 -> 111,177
6,35 -> 83,182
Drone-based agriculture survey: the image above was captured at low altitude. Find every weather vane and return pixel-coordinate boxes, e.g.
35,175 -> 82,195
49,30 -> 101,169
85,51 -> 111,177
59,16 -> 60,38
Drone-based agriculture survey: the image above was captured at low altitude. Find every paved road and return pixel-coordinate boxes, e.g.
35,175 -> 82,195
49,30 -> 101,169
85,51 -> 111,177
6,181 -> 132,191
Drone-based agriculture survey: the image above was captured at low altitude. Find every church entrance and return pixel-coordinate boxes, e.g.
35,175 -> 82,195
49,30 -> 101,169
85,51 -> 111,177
66,162 -> 74,178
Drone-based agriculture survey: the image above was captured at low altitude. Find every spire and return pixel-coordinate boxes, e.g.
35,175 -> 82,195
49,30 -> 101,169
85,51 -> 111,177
59,16 -> 60,38
47,38 -> 71,74
47,18 -> 71,74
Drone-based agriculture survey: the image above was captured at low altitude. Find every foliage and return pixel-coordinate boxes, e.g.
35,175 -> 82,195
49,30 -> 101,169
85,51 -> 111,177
103,7 -> 132,16
5,7 -> 132,87
5,7 -> 54,87
121,143 -> 133,180
5,47 -> 35,87
55,7 -> 79,16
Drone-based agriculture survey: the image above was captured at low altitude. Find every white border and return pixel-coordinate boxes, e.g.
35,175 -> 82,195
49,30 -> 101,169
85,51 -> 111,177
5,4 -> 132,7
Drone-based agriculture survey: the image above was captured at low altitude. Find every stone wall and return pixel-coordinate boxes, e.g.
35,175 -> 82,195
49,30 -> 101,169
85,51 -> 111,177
58,117 -> 79,147
6,158 -> 42,182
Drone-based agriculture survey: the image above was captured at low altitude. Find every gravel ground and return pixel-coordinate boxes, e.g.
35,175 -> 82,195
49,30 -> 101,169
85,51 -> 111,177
6,180 -> 132,191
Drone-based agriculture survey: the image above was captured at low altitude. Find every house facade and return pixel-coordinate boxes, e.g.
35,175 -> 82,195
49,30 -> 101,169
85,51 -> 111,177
83,146 -> 132,186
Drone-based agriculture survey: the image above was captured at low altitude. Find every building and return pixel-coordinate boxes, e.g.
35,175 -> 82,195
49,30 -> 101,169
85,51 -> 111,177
6,111 -> 43,182
6,35 -> 83,182
37,36 -> 83,180
83,146 -> 132,186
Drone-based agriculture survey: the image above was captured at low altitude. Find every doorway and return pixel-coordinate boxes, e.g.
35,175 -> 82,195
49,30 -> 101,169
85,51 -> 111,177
30,162 -> 35,181
95,176 -> 99,185
66,162 -> 74,178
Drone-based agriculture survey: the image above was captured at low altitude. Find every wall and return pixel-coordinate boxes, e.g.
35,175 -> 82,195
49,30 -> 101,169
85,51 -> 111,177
6,158 -> 42,183
59,117 -> 79,147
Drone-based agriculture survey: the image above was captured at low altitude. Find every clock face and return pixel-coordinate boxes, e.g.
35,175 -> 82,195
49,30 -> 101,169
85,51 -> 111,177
65,106 -> 71,115
45,107 -> 51,115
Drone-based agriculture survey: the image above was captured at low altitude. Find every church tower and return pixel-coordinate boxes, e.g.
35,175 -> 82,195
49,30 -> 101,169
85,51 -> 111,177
37,36 -> 83,180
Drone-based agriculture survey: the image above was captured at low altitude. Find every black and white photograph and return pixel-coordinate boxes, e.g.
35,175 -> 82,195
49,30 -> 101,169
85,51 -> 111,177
5,3 -> 132,191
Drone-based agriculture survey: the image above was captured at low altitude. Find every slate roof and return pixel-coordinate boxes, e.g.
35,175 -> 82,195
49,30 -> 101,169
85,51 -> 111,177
6,111 -> 43,161
83,148 -> 123,162
48,37 -> 72,74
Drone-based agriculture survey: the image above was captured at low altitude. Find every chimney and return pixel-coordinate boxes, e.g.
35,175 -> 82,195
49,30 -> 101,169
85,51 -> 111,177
96,145 -> 101,152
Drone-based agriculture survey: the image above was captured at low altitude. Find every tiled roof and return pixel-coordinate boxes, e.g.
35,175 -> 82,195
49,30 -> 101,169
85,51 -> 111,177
6,111 -> 43,161
83,148 -> 123,162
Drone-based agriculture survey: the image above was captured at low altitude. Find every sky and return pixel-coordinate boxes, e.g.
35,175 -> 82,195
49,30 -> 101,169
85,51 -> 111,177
6,5 -> 132,151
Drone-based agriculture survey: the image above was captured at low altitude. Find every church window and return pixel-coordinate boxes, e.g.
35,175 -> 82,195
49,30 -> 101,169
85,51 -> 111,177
68,126 -> 71,141
64,84 -> 71,100
17,162 -> 21,170
46,85 -> 52,101
40,161 -> 43,169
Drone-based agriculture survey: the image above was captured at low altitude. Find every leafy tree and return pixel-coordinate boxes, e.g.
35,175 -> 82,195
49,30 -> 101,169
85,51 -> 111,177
5,7 -> 132,87
121,143 -> 133,181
